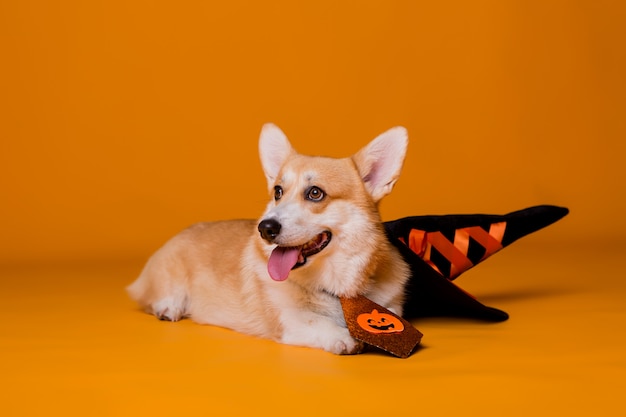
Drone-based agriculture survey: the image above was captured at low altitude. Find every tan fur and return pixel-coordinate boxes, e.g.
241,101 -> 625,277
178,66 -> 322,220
128,124 -> 411,354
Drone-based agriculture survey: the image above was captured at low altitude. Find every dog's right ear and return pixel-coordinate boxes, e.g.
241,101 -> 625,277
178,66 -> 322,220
259,123 -> 295,189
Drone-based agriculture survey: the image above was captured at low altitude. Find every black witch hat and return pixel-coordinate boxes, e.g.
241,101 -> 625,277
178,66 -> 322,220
384,205 -> 569,321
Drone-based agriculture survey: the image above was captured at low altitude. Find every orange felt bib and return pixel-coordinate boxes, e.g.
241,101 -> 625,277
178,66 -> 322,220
340,295 -> 422,358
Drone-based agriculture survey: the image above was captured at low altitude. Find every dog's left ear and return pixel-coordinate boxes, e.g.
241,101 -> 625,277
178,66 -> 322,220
352,127 -> 408,202
259,123 -> 295,189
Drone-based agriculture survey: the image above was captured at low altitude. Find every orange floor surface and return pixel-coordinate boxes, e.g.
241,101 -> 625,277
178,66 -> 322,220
1,241 -> 624,416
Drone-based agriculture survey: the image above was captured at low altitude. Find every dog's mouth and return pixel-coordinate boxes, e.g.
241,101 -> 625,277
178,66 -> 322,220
267,231 -> 332,282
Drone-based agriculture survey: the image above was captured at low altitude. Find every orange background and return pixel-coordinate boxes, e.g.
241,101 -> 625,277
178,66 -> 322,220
2,0 -> 624,264
1,1 -> 625,416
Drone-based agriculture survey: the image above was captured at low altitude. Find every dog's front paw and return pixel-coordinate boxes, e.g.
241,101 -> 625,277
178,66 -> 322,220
280,314 -> 365,355
326,332 -> 365,355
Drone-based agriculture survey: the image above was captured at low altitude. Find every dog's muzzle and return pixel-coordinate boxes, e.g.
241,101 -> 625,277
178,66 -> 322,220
258,218 -> 332,281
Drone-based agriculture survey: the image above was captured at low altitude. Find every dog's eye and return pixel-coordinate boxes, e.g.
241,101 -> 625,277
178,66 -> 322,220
274,186 -> 283,201
305,186 -> 325,202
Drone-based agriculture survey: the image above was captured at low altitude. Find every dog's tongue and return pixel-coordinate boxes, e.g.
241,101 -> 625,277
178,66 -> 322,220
268,246 -> 301,281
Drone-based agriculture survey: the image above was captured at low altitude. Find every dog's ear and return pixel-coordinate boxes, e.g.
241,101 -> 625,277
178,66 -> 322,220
259,123 -> 295,188
352,127 -> 408,202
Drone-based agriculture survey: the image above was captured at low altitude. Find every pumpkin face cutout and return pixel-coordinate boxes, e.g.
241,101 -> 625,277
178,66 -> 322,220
356,309 -> 404,334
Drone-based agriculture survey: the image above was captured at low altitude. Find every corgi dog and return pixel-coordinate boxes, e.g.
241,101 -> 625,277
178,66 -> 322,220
127,124 -> 411,354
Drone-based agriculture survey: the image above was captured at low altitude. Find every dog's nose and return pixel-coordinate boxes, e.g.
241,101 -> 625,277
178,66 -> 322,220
258,219 -> 281,242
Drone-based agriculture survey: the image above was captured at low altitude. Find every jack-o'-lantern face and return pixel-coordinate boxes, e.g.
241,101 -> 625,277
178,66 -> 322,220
356,309 -> 404,334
